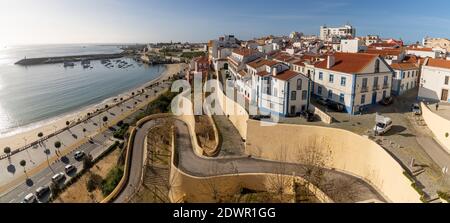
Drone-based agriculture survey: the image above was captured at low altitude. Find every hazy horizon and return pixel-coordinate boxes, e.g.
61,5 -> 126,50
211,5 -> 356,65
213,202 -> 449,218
1,0 -> 450,46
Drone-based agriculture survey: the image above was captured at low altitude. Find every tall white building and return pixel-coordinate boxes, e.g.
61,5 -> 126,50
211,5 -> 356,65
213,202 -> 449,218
418,58 -> 450,102
320,24 -> 356,41
390,62 -> 420,96
312,53 -> 393,114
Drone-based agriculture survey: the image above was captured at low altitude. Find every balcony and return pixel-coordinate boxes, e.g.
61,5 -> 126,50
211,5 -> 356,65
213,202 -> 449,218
382,84 -> 389,89
373,85 -> 380,91
360,86 -> 369,93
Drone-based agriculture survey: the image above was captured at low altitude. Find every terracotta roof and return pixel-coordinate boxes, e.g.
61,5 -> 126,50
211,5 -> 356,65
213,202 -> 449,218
366,48 -> 403,56
238,70 -> 248,77
425,58 -> 450,70
369,42 -> 399,48
247,59 -> 278,69
403,55 -> 426,65
232,48 -> 258,57
193,56 -> 208,63
406,47 -> 433,52
315,52 -> 378,74
274,70 -> 299,81
256,71 -> 269,77
390,62 -> 418,70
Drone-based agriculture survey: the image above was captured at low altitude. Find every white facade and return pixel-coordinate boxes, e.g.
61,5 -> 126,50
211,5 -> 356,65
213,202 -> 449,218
391,65 -> 420,96
406,48 -> 439,59
340,39 -> 367,53
418,61 -> 450,102
313,55 -> 393,114
320,24 -> 356,41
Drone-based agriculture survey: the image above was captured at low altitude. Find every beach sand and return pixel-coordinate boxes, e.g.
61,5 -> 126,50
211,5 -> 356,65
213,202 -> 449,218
0,63 -> 185,151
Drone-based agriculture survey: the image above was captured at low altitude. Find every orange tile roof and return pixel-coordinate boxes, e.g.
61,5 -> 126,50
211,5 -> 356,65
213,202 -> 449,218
390,62 -> 418,70
366,48 -> 403,56
274,70 -> 299,81
369,42 -> 399,48
315,52 -> 378,74
247,59 -> 278,69
233,48 -> 258,57
256,71 -> 269,77
425,58 -> 450,70
406,47 -> 433,52
238,70 -> 248,77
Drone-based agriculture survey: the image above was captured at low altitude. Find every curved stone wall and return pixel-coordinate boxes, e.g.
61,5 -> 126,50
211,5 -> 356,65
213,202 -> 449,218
421,102 -> 450,153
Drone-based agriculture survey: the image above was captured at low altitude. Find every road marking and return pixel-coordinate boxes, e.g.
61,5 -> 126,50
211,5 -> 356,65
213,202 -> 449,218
18,191 -> 25,197
37,177 -> 45,183
9,199 -> 16,203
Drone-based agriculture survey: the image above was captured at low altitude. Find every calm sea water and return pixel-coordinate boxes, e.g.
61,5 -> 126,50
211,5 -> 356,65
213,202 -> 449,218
0,44 -> 165,136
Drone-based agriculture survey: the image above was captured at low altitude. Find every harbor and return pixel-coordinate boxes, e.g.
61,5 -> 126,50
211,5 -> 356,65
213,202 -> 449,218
14,52 -> 125,66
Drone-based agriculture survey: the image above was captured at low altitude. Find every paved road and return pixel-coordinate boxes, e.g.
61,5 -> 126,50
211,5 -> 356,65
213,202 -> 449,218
0,131 -> 114,203
115,117 -> 386,203
0,80 -> 173,203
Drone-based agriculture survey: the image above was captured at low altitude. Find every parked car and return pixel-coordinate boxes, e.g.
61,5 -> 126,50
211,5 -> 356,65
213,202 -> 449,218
317,97 -> 329,106
74,151 -> 85,160
411,103 -> 422,115
23,193 -> 37,203
326,101 -> 346,112
64,164 -> 76,174
51,172 -> 65,183
35,186 -> 50,199
379,96 -> 394,106
300,111 -> 315,122
373,114 -> 393,136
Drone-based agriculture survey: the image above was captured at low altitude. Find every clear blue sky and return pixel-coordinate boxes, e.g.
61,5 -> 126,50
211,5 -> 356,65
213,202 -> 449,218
1,0 -> 450,45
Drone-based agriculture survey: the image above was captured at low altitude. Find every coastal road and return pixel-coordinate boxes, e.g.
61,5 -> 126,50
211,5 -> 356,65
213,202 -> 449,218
114,117 -> 387,203
0,131 -> 115,203
0,77 -> 174,202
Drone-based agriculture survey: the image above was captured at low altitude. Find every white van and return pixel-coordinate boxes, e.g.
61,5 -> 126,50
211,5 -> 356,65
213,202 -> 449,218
373,114 -> 392,136
51,172 -> 65,183
23,193 -> 36,203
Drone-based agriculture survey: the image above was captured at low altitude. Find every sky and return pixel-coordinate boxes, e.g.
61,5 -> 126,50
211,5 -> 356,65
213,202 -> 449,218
1,0 -> 450,45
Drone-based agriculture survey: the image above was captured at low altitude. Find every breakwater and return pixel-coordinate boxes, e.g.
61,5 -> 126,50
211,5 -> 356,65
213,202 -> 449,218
15,53 -> 124,66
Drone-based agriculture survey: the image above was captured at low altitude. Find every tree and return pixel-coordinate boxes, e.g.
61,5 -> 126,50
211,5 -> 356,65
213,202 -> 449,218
266,147 -> 292,202
3,147 -> 11,156
132,92 -> 135,96
37,132 -> 44,138
50,181 -> 61,196
66,121 -> 70,126
54,141 -> 62,149
82,128 -> 87,137
83,154 -> 94,169
86,173 -> 103,192
20,160 -> 27,177
102,116 -> 108,126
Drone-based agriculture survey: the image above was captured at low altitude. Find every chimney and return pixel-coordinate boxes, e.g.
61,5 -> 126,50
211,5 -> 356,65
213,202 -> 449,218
272,67 -> 278,76
327,55 -> 335,69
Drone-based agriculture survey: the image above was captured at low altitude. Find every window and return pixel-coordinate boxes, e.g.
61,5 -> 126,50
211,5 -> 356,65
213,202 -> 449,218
384,76 -> 389,85
328,90 -> 333,99
362,78 -> 368,88
341,77 -> 346,86
407,72 -> 410,78
319,72 -> 323,80
274,88 -> 278,97
375,59 -> 380,73
339,93 -> 345,103
297,79 -> 302,90
361,94 -> 366,104
383,90 -> 387,98
302,90 -> 307,100
329,74 -> 334,83
445,76 -> 449,85
318,86 -> 323,95
291,91 -> 297,100
401,72 -> 405,79
373,76 -> 379,87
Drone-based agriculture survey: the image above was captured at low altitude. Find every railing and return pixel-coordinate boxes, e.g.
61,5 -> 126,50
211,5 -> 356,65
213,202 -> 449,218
373,85 -> 380,90
382,84 -> 389,89
360,86 -> 369,93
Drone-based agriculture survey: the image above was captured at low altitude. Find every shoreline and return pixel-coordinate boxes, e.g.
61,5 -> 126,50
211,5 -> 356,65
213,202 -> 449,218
0,63 -> 184,150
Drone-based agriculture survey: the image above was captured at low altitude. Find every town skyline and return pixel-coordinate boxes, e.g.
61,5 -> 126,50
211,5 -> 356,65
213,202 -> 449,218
1,0 -> 450,46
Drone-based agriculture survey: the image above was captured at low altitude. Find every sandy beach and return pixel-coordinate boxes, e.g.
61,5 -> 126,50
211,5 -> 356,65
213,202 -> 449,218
0,63 -> 185,152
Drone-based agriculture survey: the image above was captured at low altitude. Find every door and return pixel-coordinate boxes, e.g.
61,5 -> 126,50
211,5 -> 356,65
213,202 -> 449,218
290,106 -> 296,115
442,89 -> 449,101
372,92 -> 377,104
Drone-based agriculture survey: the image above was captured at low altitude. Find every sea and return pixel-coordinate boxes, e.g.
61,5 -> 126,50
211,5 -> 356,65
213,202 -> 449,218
0,44 -> 166,137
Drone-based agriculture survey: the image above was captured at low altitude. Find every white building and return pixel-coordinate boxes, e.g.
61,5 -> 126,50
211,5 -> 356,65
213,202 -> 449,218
228,48 -> 264,98
418,58 -> 450,102
312,53 -> 393,114
340,39 -> 367,53
249,60 -> 310,116
320,24 -> 356,41
390,62 -> 420,96
406,47 -> 439,59
208,35 -> 240,71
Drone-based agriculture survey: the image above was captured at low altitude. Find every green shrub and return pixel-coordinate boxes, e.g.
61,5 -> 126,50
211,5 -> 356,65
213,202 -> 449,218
113,124 -> 129,139
437,191 -> 450,202
86,173 -> 103,192
101,166 -> 124,196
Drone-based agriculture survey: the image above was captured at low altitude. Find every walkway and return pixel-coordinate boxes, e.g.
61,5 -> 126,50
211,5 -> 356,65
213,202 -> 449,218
212,115 -> 245,157
115,117 -> 387,203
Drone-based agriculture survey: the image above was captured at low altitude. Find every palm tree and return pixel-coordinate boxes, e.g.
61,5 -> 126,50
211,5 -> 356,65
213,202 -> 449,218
102,116 -> 108,126
3,147 -> 11,156
82,128 -> 87,137
105,105 -> 109,109
37,132 -> 43,138
54,141 -> 62,149
20,160 -> 27,178
66,121 -> 70,126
